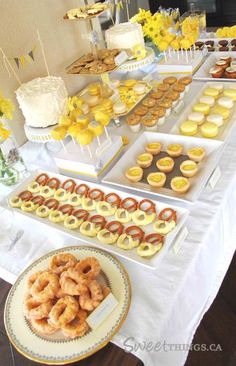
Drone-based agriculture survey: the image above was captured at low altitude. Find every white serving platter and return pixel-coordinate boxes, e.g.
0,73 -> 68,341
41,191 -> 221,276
194,52 -> 236,81
7,170 -> 189,270
103,132 -> 224,204
171,81 -> 236,142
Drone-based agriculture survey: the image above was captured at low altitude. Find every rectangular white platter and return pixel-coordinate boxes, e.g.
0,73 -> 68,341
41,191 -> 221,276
194,52 -> 236,81
7,170 -> 189,270
102,132 -> 224,204
171,81 -> 236,142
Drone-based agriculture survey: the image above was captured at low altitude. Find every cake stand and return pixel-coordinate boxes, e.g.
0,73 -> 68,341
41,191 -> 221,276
24,124 -> 57,143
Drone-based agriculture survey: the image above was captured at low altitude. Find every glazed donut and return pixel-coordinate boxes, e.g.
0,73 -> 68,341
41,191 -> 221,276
114,208 -> 132,224
21,201 -> 37,212
104,193 -> 121,208
73,209 -> 89,221
47,177 -> 60,190
158,208 -> 177,222
18,190 -> 32,201
79,280 -> 104,311
59,204 -> 73,215
80,221 -> 99,237
89,215 -> 107,230
64,215 -> 81,230
35,173 -> 49,186
49,210 -> 65,223
75,257 -> 101,280
61,310 -> 89,338
125,226 -> 144,242
31,195 -> 45,206
68,193 -> 81,207
138,199 -> 156,214
132,209 -> 156,226
75,184 -> 89,197
153,220 -> 176,235
88,188 -> 104,202
30,317 -> 58,335
28,181 -> 41,193
96,201 -> 117,217
81,197 -> 97,211
23,295 -> 53,320
106,221 -> 124,235
62,179 -> 76,193
30,271 -> 60,302
40,186 -> 55,198
120,197 -> 138,213
97,228 -> 118,245
49,253 -> 77,275
60,268 -> 88,296
9,196 -> 22,208
44,198 -> 59,210
54,188 -> 71,202
35,205 -> 51,218
49,295 -> 78,327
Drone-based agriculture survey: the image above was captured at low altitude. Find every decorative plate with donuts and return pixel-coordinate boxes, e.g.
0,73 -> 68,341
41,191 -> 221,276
103,132 -> 224,203
7,170 -> 189,268
194,52 -> 236,81
4,246 -> 131,364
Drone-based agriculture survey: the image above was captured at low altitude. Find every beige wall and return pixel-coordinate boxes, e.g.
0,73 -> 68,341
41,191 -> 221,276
0,0 -> 102,145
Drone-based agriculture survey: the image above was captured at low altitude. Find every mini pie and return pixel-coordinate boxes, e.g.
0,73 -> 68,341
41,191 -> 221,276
166,144 -> 183,158
145,142 -> 162,155
142,116 -> 157,129
125,166 -> 143,182
149,91 -> 163,100
158,83 -> 169,92
136,153 -> 153,168
180,160 -> 198,178
134,106 -> 149,116
187,147 -> 205,162
171,176 -> 190,194
142,98 -> 156,108
163,76 -> 177,85
147,172 -> 166,188
156,157 -> 174,173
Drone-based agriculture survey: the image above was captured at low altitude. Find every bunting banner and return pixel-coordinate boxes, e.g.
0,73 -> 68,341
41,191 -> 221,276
12,45 -> 37,68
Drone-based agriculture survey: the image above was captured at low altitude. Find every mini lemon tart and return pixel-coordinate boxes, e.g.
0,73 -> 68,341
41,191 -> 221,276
166,143 -> 183,157
145,142 -> 162,155
171,176 -> 190,194
200,122 -> 219,138
136,153 -> 153,168
180,121 -> 198,136
147,172 -> 166,188
193,103 -> 210,116
187,147 -> 205,162
180,160 -> 198,178
125,166 -> 143,182
156,157 -> 174,173
203,88 -> 220,99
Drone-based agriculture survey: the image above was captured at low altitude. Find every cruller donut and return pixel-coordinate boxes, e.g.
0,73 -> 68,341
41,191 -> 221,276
35,173 -> 49,186
120,197 -> 138,213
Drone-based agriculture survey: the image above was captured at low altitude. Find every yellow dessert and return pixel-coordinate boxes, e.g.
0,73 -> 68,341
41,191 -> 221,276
200,122 -> 219,138
51,126 -> 67,140
68,123 -> 85,137
75,115 -> 89,127
171,176 -> 190,194
77,129 -> 94,145
88,121 -> 104,136
136,153 -> 153,168
94,111 -> 110,126
203,88 -> 220,99
88,82 -> 101,96
145,142 -> 162,155
193,103 -> 210,115
124,79 -> 137,88
187,147 -> 205,162
180,121 -> 198,136
156,157 -> 174,173
212,105 -> 230,120
59,116 -> 72,127
223,89 -> 236,101
166,144 -> 183,158
100,98 -> 113,113
180,160 -> 198,178
70,108 -> 83,121
125,166 -> 143,182
147,172 -> 166,188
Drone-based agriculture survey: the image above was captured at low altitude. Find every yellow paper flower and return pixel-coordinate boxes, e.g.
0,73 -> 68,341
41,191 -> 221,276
132,44 -> 147,61
0,92 -> 14,120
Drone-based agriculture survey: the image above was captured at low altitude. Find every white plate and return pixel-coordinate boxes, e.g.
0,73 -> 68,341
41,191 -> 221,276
103,132 -> 223,204
7,170 -> 189,269
4,246 -> 131,364
194,52 -> 236,81
171,81 -> 236,142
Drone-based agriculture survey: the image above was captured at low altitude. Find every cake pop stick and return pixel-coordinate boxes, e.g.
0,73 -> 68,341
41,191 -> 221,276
51,126 -> 68,152
88,120 -> 104,147
68,123 -> 85,152
94,111 -> 111,140
77,129 -> 94,159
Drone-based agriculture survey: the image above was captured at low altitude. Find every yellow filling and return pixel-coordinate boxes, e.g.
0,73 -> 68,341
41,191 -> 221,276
138,155 -> 151,162
168,145 -> 180,151
149,174 -> 163,183
159,159 -> 171,166
147,143 -> 160,149
128,168 -> 141,176
182,164 -> 195,171
173,179 -> 187,188
189,148 -> 203,156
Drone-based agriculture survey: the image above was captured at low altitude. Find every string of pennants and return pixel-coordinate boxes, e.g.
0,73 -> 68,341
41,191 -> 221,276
12,45 -> 37,68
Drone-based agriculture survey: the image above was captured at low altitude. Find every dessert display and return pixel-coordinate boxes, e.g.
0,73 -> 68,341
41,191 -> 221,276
209,55 -> 236,79
16,76 -> 68,128
64,2 -> 109,19
177,84 -> 236,139
125,76 -> 192,132
195,39 -> 236,52
23,253 -> 111,338
105,22 -> 145,50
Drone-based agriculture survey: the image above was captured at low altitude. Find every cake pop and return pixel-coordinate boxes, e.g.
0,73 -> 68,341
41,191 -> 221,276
70,108 -> 83,122
59,115 -> 72,127
77,129 -> 94,158
94,111 -> 111,139
51,126 -> 68,152
88,120 -> 104,146
75,115 -> 89,127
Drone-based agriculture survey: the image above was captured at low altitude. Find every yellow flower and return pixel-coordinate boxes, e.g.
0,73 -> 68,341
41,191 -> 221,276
132,44 -> 147,61
0,126 -> 11,142
130,8 -> 152,23
0,93 -> 14,120
67,96 -> 83,113
143,19 -> 157,38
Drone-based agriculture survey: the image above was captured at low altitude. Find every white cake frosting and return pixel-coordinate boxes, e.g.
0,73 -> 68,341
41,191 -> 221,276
16,76 -> 68,128
105,22 -> 145,50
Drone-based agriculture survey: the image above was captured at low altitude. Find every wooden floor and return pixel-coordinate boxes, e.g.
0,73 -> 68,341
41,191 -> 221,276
0,253 -> 235,366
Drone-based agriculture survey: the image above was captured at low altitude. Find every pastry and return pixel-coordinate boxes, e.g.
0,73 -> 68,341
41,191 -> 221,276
156,157 -> 174,173
76,115 -> 89,127
157,83 -> 169,93
219,46 -> 229,51
171,176 -> 190,194
212,105 -> 230,119
101,99 -> 113,113
178,76 -> 192,91
215,60 -> 228,71
132,210 -> 156,226
217,96 -> 234,109
180,120 -> 198,136
199,95 -> 215,107
219,40 -> 228,47
88,83 -> 101,96
145,142 -> 162,155
136,153 -> 153,168
200,122 -> 219,138
165,91 -> 180,106
142,116 -> 157,131
132,83 -> 146,95
126,114 -> 141,132
207,47 -> 215,52
220,56 -> 232,65
206,114 -> 224,127
209,68 -> 224,78
225,67 -> 236,79
134,106 -> 148,116
142,98 -> 156,108
149,91 -> 163,100
195,41 -> 204,49
223,88 -> 236,101
113,101 -> 127,114
124,79 -> 137,88
188,112 -> 205,125
180,160 -> 198,178
187,147 -> 205,162
153,220 -> 176,235
173,83 -> 185,99
88,121 -> 104,136
86,95 -> 100,107
211,83 -> 224,92
163,76 -> 177,85
166,143 -> 183,157
158,99 -> 172,116
204,88 -> 220,99
205,40 -> 214,47
150,107 -> 166,125
193,103 -> 210,115
147,172 -> 166,188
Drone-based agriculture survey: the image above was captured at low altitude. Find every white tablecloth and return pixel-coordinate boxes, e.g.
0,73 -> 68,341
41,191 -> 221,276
0,125 -> 236,366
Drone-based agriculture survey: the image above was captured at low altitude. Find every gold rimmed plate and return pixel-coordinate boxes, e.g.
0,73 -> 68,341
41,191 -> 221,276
4,246 -> 131,364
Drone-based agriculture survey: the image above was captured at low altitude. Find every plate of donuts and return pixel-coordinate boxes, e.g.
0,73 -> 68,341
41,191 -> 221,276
7,170 -> 189,269
4,246 -> 131,364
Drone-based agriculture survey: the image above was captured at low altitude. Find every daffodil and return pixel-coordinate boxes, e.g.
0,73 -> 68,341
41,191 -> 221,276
132,44 -> 147,61
130,8 -> 152,23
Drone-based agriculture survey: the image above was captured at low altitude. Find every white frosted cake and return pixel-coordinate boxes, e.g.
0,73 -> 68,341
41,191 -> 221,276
105,22 -> 145,50
16,76 -> 68,128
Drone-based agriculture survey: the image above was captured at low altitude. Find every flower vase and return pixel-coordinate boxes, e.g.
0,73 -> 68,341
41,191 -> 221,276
144,37 -> 161,61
